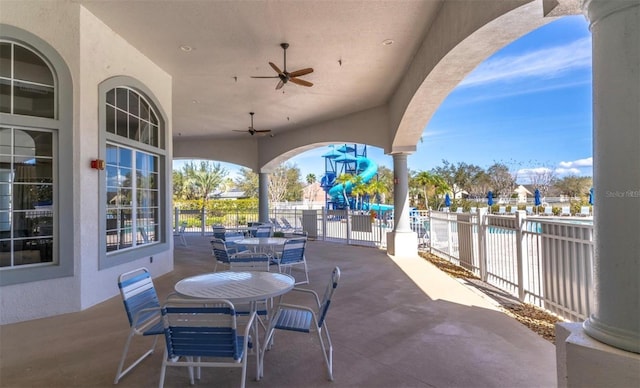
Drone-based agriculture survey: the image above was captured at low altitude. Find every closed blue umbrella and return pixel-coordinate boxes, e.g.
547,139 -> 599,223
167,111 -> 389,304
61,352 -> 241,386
534,188 -> 541,206
589,187 -> 594,205
444,193 -> 451,207
487,191 -> 494,206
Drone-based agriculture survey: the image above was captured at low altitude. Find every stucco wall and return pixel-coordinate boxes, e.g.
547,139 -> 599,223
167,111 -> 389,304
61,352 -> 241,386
0,2 -> 173,324
77,7 -> 173,310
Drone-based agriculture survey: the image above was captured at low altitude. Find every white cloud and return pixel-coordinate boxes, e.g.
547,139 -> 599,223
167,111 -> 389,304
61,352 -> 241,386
518,166 -> 553,176
460,37 -> 591,88
555,167 -> 582,175
558,157 -> 593,168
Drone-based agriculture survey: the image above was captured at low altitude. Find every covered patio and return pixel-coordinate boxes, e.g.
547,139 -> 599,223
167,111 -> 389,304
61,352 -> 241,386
0,237 -> 555,387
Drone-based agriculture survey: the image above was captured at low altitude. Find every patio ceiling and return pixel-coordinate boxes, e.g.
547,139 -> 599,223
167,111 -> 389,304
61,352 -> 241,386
79,0 -> 441,140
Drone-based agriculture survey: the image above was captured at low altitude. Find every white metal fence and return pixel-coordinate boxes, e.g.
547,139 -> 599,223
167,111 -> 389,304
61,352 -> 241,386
423,209 -> 594,322
175,206 -> 594,322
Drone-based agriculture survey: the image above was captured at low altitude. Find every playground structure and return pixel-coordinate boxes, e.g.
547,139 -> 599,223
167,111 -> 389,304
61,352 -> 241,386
319,144 -> 394,214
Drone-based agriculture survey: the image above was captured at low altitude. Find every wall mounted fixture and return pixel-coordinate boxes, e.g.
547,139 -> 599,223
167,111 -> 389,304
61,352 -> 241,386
91,159 -> 105,170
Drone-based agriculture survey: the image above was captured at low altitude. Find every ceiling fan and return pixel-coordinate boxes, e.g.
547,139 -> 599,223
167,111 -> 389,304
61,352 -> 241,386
251,43 -> 314,90
233,112 -> 272,136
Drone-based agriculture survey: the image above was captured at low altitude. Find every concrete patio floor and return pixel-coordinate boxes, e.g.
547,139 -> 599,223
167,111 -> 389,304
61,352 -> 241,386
0,236 -> 557,387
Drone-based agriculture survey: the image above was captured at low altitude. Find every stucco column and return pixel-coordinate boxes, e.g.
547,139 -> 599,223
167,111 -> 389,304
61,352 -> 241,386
258,172 -> 269,223
387,152 -> 417,256
581,0 -> 640,354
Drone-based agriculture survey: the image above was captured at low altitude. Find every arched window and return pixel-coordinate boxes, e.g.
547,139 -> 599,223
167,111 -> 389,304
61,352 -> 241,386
0,41 -> 57,270
99,78 -> 168,268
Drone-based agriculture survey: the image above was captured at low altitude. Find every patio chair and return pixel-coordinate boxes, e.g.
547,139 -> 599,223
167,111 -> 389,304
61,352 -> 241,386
255,225 -> 272,238
260,267 -> 341,381
212,225 -> 226,240
159,296 -> 255,388
508,206 -> 518,215
455,207 -> 463,213
273,237 -> 309,285
542,206 -> 553,216
269,218 -> 286,231
229,251 -> 272,329
578,206 -> 591,217
280,217 -> 302,232
173,221 -> 187,247
211,237 -> 248,272
497,206 -> 507,215
560,206 -> 572,216
114,267 -> 164,384
525,206 -> 534,215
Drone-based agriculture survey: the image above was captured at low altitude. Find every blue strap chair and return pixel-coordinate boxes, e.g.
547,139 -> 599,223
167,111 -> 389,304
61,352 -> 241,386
254,225 -> 272,238
274,237 -> 309,285
159,297 -> 255,388
114,267 -> 164,384
211,237 -> 247,272
260,267 -> 340,381
212,225 -> 226,240
229,251 -> 272,331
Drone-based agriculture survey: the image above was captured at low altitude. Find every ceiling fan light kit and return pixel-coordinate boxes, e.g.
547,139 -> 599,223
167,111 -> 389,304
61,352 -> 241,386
251,43 -> 314,90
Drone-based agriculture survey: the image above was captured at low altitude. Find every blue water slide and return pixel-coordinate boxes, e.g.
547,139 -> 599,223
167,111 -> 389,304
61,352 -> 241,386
328,156 -> 378,207
366,202 -> 394,213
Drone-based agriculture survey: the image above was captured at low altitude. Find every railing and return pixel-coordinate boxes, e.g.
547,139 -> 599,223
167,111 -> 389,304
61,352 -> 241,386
424,209 -> 593,322
174,206 -> 594,322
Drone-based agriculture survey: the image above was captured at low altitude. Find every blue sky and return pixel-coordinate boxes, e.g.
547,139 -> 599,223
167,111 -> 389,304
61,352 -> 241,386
175,16 -> 593,184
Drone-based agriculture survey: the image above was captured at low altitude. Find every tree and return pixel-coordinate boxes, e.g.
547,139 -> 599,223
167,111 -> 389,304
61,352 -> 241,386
554,175 -> 592,198
268,165 -> 289,203
304,173 -> 321,203
188,161 -> 228,205
469,170 -> 492,200
376,165 -> 394,204
283,164 -> 303,201
305,173 -> 316,185
235,167 -> 258,198
487,162 -> 515,199
527,165 -> 557,197
365,177 -> 389,209
414,170 -> 450,210
350,175 -> 367,210
335,173 -> 355,207
174,161 -> 228,202
432,160 -> 479,199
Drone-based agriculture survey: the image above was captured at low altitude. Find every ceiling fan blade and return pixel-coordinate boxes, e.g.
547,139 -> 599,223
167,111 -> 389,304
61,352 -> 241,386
289,77 -> 313,87
254,129 -> 271,133
251,76 -> 279,79
269,62 -> 284,75
275,79 -> 285,90
232,129 -> 248,133
288,68 -> 314,78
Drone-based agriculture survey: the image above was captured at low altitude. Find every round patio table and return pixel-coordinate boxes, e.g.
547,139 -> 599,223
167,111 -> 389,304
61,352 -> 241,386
174,271 -> 295,379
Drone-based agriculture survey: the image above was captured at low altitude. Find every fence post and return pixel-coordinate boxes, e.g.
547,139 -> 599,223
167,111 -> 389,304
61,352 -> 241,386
322,207 -> 327,241
346,210 -> 352,245
446,213 -> 454,260
515,210 -> 526,301
201,207 -> 206,236
477,207 -> 488,281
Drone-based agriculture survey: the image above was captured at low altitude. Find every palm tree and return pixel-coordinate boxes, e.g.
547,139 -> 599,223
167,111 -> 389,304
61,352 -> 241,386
350,176 -> 366,210
305,173 -> 316,185
335,173 -> 355,209
414,171 -> 450,210
186,161 -> 228,206
365,178 -> 389,209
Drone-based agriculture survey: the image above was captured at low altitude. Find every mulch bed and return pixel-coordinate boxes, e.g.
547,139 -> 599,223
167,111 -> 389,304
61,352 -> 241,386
418,251 -> 562,343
